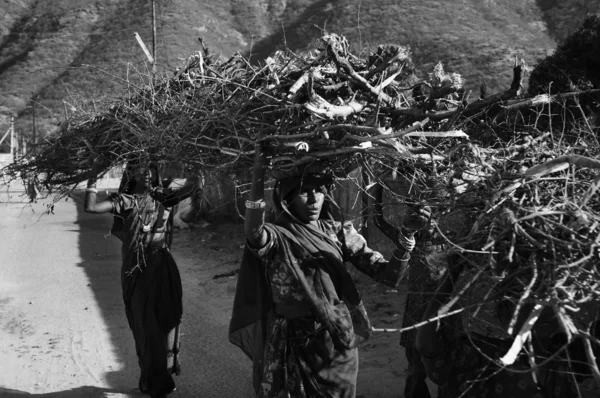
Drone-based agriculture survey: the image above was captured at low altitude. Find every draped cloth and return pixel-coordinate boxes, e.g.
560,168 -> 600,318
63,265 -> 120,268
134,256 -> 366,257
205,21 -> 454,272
272,217 -> 372,349
124,247 -> 182,395
229,187 -> 373,396
228,246 -> 272,392
109,179 -> 183,396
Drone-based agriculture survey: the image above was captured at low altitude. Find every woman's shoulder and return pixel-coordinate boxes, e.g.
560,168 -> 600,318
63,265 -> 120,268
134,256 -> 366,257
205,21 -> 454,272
109,192 -> 136,212
318,219 -> 347,233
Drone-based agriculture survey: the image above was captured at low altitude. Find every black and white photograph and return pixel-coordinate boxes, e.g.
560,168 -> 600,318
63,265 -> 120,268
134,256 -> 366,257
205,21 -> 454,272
1,1 -> 599,397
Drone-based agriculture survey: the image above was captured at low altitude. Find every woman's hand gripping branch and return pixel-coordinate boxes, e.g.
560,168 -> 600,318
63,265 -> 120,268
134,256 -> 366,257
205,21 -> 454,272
245,141 -> 269,249
372,183 -> 431,252
371,183 -> 432,286
400,203 -> 432,250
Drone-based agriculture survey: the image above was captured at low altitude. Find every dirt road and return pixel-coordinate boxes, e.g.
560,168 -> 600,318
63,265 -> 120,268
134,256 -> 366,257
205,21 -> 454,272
0,191 -> 410,397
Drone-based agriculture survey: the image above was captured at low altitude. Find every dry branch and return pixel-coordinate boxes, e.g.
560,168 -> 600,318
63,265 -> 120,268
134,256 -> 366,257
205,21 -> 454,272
2,30 -> 600,391
2,34 -> 484,193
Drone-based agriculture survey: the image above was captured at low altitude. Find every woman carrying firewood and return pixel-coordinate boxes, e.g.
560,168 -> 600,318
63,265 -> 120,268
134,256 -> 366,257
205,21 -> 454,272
371,179 -> 442,398
229,142 -> 431,397
84,157 -> 200,398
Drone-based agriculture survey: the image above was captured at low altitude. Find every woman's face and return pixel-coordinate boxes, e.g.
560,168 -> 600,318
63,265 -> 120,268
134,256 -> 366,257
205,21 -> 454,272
287,183 -> 326,223
133,166 -> 155,189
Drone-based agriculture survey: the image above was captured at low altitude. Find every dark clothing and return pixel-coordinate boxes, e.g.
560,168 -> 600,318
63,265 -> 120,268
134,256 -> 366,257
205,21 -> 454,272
400,235 -> 439,398
403,343 -> 431,398
399,250 -> 438,348
127,248 -> 182,395
422,333 -> 579,398
110,193 -> 183,396
230,218 -> 408,397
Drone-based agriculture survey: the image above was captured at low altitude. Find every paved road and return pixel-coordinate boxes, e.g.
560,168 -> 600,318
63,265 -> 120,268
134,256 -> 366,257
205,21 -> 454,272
0,192 -> 253,397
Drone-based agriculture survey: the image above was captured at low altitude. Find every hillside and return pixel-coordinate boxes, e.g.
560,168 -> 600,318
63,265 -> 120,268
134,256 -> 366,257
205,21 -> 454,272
536,0 -> 600,42
0,0 -> 591,144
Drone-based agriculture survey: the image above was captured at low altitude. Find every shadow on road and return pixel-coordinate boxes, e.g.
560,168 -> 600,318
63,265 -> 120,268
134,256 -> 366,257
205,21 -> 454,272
69,191 -> 139,395
0,386 -> 130,397
65,191 -> 253,397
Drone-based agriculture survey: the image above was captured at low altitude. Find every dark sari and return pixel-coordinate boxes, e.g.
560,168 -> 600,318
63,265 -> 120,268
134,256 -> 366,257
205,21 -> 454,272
230,211 -> 408,397
109,189 -> 183,396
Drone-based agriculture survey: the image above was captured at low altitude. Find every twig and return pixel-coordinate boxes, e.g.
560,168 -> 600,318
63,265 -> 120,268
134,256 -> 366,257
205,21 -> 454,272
371,307 -> 465,333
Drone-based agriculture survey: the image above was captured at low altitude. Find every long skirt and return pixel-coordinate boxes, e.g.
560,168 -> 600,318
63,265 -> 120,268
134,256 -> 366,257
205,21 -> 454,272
260,315 -> 359,398
122,247 -> 183,396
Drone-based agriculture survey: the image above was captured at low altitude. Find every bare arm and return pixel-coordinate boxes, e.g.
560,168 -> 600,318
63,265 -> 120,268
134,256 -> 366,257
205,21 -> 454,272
245,142 -> 269,249
340,221 -> 411,288
83,160 -> 114,214
349,183 -> 431,287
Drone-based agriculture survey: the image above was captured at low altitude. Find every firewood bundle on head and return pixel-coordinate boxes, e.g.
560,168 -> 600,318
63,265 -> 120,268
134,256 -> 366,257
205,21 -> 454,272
2,29 -> 599,387
1,33 -> 496,195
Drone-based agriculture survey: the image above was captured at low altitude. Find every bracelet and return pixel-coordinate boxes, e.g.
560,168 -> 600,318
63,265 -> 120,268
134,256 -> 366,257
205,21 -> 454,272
245,200 -> 266,210
86,187 -> 98,194
397,230 -> 416,252
392,252 -> 409,262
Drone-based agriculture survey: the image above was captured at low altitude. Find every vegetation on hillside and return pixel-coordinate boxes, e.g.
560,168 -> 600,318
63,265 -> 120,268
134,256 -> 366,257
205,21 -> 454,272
529,14 -> 600,94
245,0 -> 554,91
0,0 -> 596,143
5,28 -> 600,391
0,0 -> 553,140
536,0 -> 600,43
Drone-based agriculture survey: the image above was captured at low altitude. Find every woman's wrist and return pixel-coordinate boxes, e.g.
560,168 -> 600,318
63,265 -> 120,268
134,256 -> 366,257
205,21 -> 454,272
392,247 -> 411,262
397,227 -> 416,251
87,177 -> 97,188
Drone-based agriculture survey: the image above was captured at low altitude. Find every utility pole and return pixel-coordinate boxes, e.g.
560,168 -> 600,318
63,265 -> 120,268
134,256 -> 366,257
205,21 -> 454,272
9,116 -> 14,159
151,0 -> 157,79
32,96 -> 36,150
20,129 -> 26,156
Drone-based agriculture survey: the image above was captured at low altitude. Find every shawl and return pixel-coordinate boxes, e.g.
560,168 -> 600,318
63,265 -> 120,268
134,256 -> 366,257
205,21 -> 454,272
229,179 -> 371,392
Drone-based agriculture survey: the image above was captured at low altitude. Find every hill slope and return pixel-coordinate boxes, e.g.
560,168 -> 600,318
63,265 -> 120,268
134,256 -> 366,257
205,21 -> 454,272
0,0 -> 589,143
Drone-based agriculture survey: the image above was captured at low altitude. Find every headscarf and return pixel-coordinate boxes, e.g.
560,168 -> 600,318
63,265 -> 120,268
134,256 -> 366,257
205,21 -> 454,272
273,170 -> 339,222
230,166 -> 371,393
117,160 -> 161,194
110,160 -> 164,243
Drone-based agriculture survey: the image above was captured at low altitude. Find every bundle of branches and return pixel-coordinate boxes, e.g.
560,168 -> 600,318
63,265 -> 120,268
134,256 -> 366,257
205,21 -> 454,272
429,132 -> 600,385
1,33 -> 527,196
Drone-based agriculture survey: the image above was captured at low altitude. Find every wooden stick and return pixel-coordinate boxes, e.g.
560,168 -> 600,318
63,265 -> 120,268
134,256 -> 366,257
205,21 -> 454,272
304,93 -> 365,119
134,32 -> 154,64
371,307 -> 465,333
583,334 -> 600,391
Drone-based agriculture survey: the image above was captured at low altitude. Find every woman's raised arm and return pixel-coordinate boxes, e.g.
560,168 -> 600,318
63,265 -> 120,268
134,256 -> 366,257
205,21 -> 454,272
344,183 -> 431,287
245,142 -> 269,249
84,157 -> 114,214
